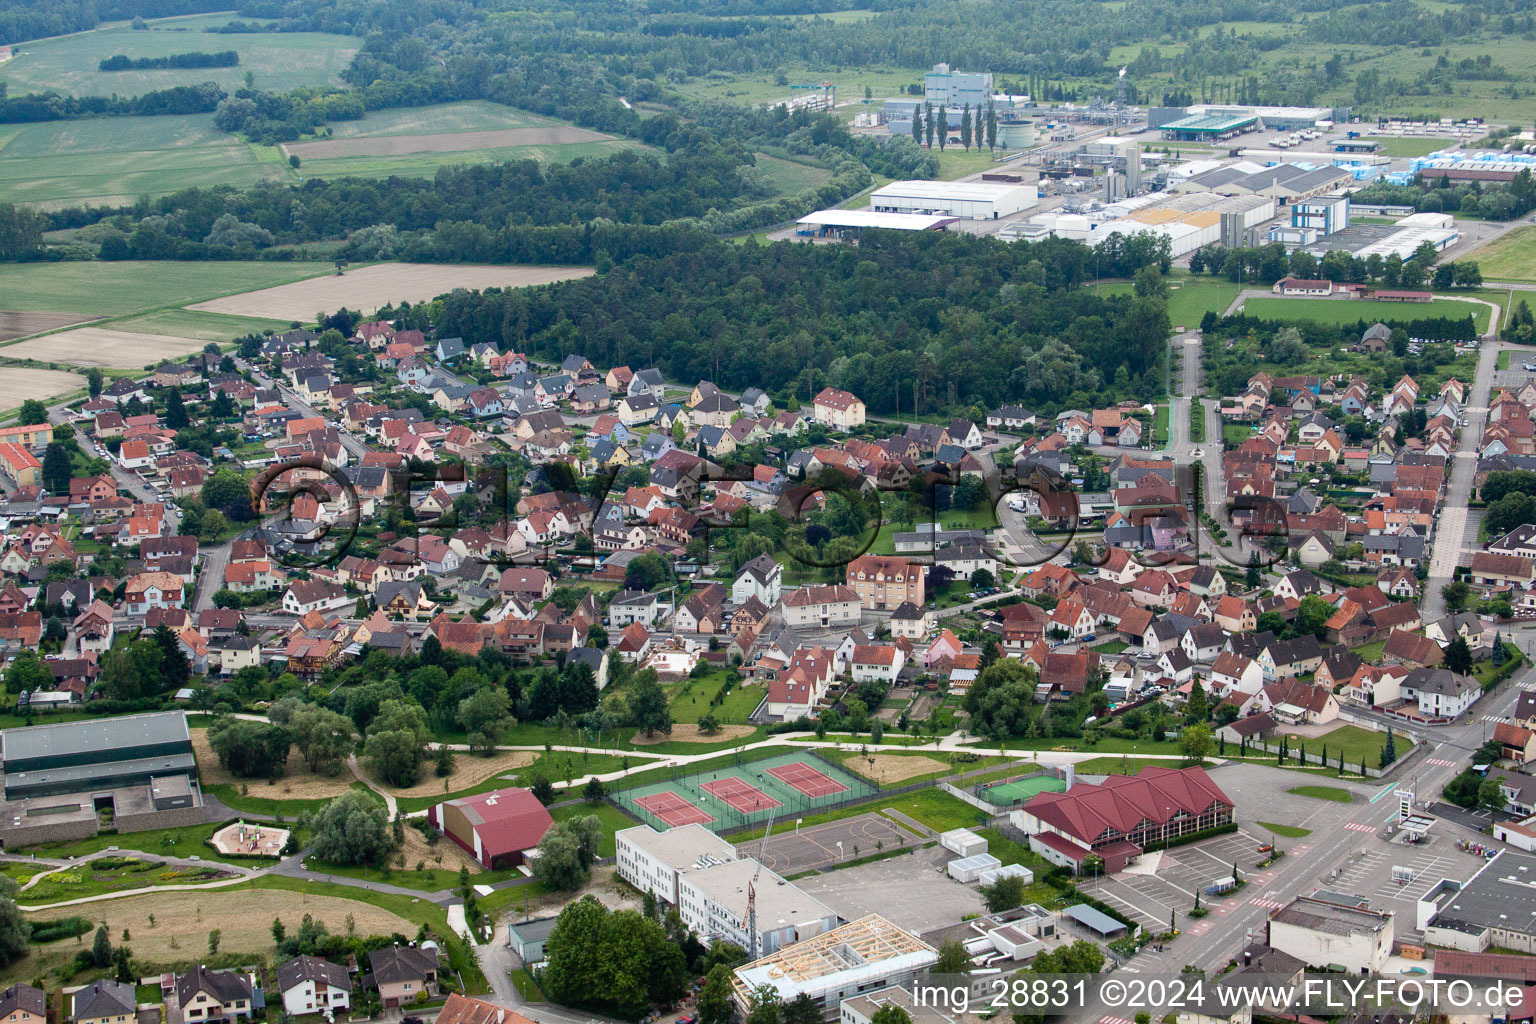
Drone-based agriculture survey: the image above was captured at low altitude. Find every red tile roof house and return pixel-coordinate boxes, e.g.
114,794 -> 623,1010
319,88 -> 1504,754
427,786 -> 553,869
1013,765 -> 1234,874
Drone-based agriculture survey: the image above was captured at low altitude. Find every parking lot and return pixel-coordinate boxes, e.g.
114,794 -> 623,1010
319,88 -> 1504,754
1078,829 -> 1266,931
791,841 -> 986,934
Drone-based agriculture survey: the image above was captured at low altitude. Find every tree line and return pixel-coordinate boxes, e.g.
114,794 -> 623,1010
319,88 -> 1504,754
99,50 -> 238,70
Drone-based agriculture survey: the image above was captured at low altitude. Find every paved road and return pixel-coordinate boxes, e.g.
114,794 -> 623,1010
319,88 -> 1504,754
1129,625 -> 1536,973
193,540 -> 232,612
1423,336 -> 1504,619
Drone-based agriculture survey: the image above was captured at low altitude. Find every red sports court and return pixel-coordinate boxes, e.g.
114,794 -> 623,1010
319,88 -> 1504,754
768,761 -> 849,798
635,791 -> 715,827
701,776 -> 783,813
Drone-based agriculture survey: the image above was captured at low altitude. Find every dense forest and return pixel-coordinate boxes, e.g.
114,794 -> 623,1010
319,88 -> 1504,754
424,231 -> 1173,416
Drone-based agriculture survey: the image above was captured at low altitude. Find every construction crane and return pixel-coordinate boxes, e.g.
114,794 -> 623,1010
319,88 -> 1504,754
744,811 -> 776,962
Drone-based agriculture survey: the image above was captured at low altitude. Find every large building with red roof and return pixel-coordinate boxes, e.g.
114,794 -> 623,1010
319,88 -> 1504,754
1012,765 -> 1234,874
427,787 -> 554,869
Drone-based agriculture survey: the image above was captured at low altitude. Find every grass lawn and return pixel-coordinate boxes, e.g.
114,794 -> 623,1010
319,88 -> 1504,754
1276,724 -> 1411,767
753,152 -> 833,195
393,751 -> 632,815
931,148 -> 1005,180
1469,226 -> 1536,284
1286,784 -> 1354,803
1153,403 -> 1169,445
0,13 -> 355,97
1223,422 -> 1254,447
665,671 -> 764,725
0,260 -> 332,318
549,800 -> 638,858
202,782 -> 345,819
22,820 -> 253,864
880,788 -> 990,833
20,855 -> 234,904
1352,640 -> 1387,663
1076,756 -> 1191,775
1239,295 -> 1490,333
1254,821 -> 1312,838
1375,137 -> 1455,158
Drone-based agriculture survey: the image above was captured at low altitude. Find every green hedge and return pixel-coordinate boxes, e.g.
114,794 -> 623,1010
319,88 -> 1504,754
1162,822 -> 1239,850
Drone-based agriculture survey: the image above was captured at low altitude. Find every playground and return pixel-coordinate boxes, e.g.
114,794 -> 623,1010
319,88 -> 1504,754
614,750 -> 874,832
209,820 -> 288,857
975,772 -> 1067,807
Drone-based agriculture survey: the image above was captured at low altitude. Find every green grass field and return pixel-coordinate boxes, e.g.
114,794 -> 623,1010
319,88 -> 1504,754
325,101 -> 549,138
296,140 -> 645,183
1098,274 -> 1240,328
1240,295 -> 1490,332
0,259 -> 329,319
1255,821 -> 1312,838
1468,226 -> 1536,284
754,153 -> 833,195
1375,137 -> 1455,158
112,308 -> 296,342
1,13 -> 356,97
0,113 -> 292,207
1277,724 -> 1410,767
1286,784 -> 1354,803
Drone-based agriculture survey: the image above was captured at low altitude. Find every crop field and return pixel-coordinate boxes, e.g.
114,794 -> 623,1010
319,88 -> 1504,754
0,260 -> 332,318
1240,295 -> 1491,332
0,113 -> 288,207
0,368 -> 88,409
111,309 -> 295,343
5,327 -> 209,368
0,312 -> 91,343
323,102 -> 551,138
1465,226 -> 1536,283
285,123 -> 616,160
0,101 -> 639,206
0,14 -> 356,97
189,262 -> 597,320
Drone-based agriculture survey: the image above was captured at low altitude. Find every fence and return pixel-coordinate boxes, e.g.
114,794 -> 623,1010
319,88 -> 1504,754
608,748 -> 996,840
1236,738 -> 1385,778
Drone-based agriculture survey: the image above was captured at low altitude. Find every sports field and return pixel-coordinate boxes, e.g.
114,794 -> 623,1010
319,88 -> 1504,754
612,750 -> 874,832
1240,295 -> 1489,332
0,14 -> 355,97
975,771 -> 1068,807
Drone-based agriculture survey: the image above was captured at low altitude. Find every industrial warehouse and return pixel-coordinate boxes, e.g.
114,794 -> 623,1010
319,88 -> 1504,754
0,711 -> 205,847
868,180 -> 1038,219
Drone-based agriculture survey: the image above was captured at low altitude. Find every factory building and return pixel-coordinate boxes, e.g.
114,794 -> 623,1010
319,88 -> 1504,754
870,180 -> 1037,219
1155,104 -> 1349,135
1161,110 -> 1258,142
1291,195 -> 1350,235
1173,162 -> 1352,205
796,210 -> 958,240
924,64 -> 992,108
1018,192 -> 1273,257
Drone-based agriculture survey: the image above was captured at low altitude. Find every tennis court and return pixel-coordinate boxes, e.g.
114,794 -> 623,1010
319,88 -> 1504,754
613,750 -> 875,833
769,760 -> 850,798
634,791 -> 715,827
701,776 -> 783,814
976,773 -> 1068,807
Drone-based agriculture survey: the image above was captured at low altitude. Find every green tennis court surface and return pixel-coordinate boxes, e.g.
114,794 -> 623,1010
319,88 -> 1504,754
612,749 -> 875,833
977,773 -> 1067,806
